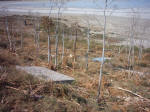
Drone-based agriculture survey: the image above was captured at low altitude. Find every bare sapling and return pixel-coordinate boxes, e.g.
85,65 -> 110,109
62,28 -> 65,63
5,16 -> 16,52
17,16 -> 24,49
32,13 -> 41,58
54,8 -> 60,68
73,23 -> 78,65
97,0 -> 109,102
54,0 -> 65,68
138,21 -> 149,60
47,0 -> 56,65
128,9 -> 139,72
86,19 -> 90,71
5,16 -> 12,51
3,9 -> 14,52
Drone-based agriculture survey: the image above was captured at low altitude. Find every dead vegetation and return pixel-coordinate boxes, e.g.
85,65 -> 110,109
0,49 -> 20,66
0,15 -> 150,112
0,66 -> 98,112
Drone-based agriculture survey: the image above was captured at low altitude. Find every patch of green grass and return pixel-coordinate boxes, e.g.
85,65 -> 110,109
39,54 -> 47,61
64,39 -> 74,49
138,62 -> 147,67
144,48 -> 150,53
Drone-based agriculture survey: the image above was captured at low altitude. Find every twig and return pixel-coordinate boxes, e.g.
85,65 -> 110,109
6,86 -> 44,99
6,86 -> 20,91
5,86 -> 27,94
30,85 -> 44,96
116,87 -> 150,101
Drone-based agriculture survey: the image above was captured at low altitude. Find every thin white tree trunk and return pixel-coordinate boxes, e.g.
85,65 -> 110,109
47,0 -> 55,65
20,31 -> 23,49
55,7 -> 61,67
17,17 -> 24,49
138,39 -> 143,60
5,17 -> 12,50
55,19 -> 59,67
97,0 -> 107,101
128,15 -> 136,71
48,35 -> 51,64
55,33 -> 59,67
132,39 -> 135,69
37,21 -> 40,50
33,19 -> 37,44
86,26 -> 90,70
36,32 -> 40,57
62,29 -> 65,62
73,27 -> 77,63
33,17 -> 40,58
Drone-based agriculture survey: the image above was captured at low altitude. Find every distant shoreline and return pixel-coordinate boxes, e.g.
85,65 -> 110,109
0,0 -> 150,19
0,6 -> 150,20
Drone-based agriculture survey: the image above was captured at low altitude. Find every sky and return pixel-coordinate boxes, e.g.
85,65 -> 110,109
65,0 -> 150,9
0,0 -> 150,9
111,0 -> 150,8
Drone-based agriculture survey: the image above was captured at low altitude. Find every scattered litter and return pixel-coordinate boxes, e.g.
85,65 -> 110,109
92,57 -> 111,62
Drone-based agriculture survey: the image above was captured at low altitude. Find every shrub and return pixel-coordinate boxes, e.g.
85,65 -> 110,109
0,49 -> 20,66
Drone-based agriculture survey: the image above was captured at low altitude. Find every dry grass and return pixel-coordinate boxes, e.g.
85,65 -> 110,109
0,15 -> 150,112
0,66 -> 98,112
0,49 -> 21,66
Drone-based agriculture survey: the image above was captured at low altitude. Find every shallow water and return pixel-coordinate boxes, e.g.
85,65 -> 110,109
2,0 -> 150,9
0,0 -> 150,19
1,0 -> 98,9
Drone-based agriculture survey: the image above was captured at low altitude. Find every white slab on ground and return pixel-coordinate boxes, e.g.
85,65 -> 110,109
16,66 -> 74,83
